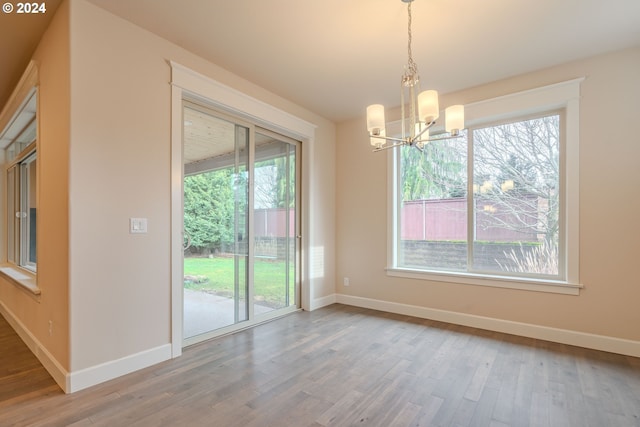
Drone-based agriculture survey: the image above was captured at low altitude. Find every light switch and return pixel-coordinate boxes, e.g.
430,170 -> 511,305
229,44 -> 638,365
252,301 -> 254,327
130,218 -> 148,234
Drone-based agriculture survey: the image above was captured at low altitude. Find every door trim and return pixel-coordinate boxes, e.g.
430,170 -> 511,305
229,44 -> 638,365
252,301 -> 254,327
170,62 -> 316,358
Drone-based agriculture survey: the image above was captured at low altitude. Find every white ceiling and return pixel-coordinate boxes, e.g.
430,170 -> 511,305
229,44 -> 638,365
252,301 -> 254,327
84,0 -> 640,122
0,0 -> 62,114
2,0 -> 640,124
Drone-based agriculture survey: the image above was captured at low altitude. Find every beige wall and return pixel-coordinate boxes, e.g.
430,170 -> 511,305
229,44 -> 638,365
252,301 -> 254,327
0,0 -> 70,370
336,47 -> 640,342
68,0 -> 335,371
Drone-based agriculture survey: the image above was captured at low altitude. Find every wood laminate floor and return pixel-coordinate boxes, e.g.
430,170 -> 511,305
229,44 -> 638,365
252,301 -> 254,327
1,304 -> 639,426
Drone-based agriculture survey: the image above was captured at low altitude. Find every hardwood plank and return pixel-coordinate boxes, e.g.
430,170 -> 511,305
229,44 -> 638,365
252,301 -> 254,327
471,385 -> 499,427
2,305 -> 640,427
412,395 -> 445,426
385,401 -> 422,427
316,389 -> 364,426
0,314 -> 61,416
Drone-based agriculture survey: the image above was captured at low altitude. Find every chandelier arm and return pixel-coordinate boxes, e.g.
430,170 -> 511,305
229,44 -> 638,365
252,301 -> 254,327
372,141 -> 407,152
416,133 -> 465,143
369,133 -> 408,144
373,140 -> 425,153
411,120 -> 436,142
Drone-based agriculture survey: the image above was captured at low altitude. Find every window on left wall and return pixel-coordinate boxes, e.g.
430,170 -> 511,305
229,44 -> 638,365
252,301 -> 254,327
1,87 -> 38,273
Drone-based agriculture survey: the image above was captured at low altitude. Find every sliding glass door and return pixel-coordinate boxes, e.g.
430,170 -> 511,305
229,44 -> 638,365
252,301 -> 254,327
254,130 -> 300,315
182,102 -> 300,344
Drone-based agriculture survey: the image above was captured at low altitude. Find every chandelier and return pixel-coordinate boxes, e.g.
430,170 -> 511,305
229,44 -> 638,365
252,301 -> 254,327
366,0 -> 464,152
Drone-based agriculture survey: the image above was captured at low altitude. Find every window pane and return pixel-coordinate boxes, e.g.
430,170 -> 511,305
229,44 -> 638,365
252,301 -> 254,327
7,166 -> 16,263
398,133 -> 468,271
27,156 -> 37,264
20,153 -> 37,269
472,115 -> 559,276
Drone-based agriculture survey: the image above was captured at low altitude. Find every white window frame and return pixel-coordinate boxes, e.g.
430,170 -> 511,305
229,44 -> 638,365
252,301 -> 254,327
18,150 -> 37,271
387,79 -> 583,295
6,146 -> 37,271
0,61 -> 39,294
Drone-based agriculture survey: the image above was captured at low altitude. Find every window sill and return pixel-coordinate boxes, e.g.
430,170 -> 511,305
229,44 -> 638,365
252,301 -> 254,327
0,264 -> 40,296
386,267 -> 582,295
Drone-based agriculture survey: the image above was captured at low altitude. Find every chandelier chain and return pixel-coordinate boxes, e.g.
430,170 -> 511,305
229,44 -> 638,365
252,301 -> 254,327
404,2 -> 418,84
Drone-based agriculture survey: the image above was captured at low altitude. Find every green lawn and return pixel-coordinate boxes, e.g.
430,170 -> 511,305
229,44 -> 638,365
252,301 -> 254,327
184,256 -> 295,308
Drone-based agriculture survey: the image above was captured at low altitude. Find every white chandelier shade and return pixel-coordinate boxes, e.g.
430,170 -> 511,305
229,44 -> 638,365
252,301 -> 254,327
418,90 -> 439,124
445,104 -> 464,135
366,104 -> 385,135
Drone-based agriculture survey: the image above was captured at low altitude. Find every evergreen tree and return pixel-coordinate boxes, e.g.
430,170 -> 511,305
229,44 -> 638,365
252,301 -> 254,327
183,169 -> 235,252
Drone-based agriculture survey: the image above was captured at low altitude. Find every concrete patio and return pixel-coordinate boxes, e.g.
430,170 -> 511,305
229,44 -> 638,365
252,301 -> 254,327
183,288 -> 273,338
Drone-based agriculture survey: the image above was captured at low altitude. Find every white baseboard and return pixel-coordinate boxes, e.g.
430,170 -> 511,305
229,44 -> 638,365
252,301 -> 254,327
0,300 -> 69,392
68,344 -> 172,393
0,299 -> 173,393
336,294 -> 640,358
310,293 -> 336,311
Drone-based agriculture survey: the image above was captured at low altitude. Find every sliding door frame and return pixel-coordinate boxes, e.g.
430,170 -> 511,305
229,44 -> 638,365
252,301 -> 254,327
255,127 -> 302,312
182,101 -> 254,346
170,62 -> 316,357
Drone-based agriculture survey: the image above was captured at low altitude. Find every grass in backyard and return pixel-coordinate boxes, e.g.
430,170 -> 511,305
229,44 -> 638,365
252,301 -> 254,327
184,256 -> 294,308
